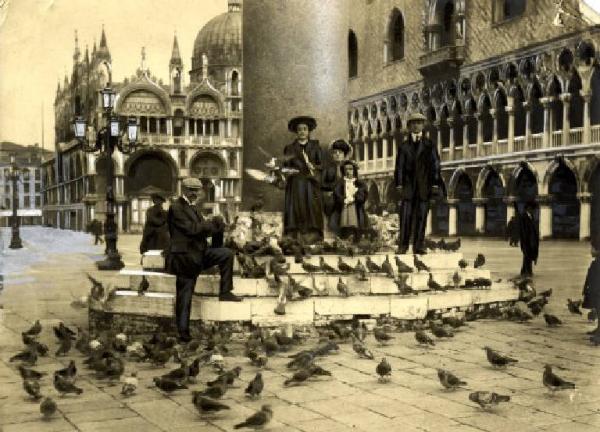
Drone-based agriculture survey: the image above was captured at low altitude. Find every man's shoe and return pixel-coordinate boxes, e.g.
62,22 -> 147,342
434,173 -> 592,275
219,292 -> 242,302
413,248 -> 427,255
396,247 -> 408,255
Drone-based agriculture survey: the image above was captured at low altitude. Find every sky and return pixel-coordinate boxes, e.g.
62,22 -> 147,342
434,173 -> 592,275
0,0 -> 227,149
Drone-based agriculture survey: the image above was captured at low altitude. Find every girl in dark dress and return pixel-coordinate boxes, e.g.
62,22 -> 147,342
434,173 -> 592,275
282,116 -> 324,243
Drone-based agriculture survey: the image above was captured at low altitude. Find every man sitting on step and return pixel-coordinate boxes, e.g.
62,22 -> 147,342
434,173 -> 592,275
165,177 -> 241,343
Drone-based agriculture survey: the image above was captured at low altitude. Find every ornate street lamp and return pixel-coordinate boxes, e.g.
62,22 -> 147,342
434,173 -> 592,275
74,69 -> 140,270
7,155 -> 23,249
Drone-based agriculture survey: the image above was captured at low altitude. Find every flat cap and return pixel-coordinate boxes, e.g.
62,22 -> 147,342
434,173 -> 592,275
181,177 -> 203,189
407,112 -> 427,123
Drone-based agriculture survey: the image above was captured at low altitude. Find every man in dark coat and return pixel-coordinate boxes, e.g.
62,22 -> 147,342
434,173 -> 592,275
583,246 -> 600,334
282,115 -> 324,243
394,112 -> 442,254
331,160 -> 368,240
139,193 -> 170,255
517,201 -> 539,277
89,219 -> 103,245
164,177 -> 241,343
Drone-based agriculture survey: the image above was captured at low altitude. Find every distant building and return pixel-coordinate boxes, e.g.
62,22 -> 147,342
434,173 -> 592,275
0,142 -> 51,227
44,0 -> 243,232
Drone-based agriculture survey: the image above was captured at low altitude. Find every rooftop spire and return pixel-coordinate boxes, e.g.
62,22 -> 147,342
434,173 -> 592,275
100,24 -> 107,48
170,33 -> 182,67
96,25 -> 111,62
73,29 -> 80,62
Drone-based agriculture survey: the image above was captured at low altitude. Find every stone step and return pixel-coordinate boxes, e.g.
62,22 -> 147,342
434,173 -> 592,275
119,268 -> 492,297
141,250 -> 466,273
91,282 -> 518,325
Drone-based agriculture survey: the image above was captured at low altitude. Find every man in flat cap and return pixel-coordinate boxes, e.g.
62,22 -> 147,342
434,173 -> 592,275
394,112 -> 442,255
139,193 -> 170,255
282,115 -> 324,243
165,177 -> 240,343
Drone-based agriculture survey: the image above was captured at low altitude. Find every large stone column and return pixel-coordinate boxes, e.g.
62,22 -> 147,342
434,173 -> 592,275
579,192 -> 591,240
538,195 -> 553,240
242,0 -> 349,210
474,198 -> 486,235
447,199 -> 458,237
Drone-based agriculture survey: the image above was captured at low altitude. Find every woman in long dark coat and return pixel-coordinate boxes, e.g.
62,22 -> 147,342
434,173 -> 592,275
140,193 -> 170,254
282,116 -> 324,243
331,161 -> 368,240
583,247 -> 600,334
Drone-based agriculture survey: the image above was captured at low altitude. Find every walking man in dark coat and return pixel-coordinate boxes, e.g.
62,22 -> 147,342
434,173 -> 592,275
394,112 -> 442,255
164,177 -> 241,343
517,201 -> 539,277
282,115 -> 324,244
139,193 -> 170,254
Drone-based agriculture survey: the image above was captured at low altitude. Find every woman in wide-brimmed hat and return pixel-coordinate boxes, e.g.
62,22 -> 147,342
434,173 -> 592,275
282,115 -> 324,243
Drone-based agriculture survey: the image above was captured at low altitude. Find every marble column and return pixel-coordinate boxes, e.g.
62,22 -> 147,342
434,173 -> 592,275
448,199 -> 458,237
583,93 -> 591,145
473,198 -> 486,235
476,114 -> 483,157
524,104 -> 531,150
541,97 -> 553,148
578,192 -> 592,240
538,195 -> 553,240
434,121 -> 442,156
490,108 -> 498,154
426,208 -> 433,236
448,119 -> 455,160
560,93 -> 571,146
507,105 -> 514,154
243,0 -> 349,210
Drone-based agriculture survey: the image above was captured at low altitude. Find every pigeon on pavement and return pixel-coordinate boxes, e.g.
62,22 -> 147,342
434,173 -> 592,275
54,374 -> 83,396
192,393 -> 230,416
23,379 -> 42,400
373,327 -> 394,345
474,253 -> 486,268
544,313 -> 562,327
55,360 -> 77,380
366,256 -> 382,273
245,372 -> 264,399
10,347 -> 37,365
469,391 -> 510,410
284,369 -> 312,386
484,346 -> 517,368
120,372 -> 138,397
430,322 -> 454,338
376,358 -> 392,382
352,338 -> 374,359
567,299 -> 582,315
19,365 -> 46,380
415,330 -> 435,346
153,377 -> 188,393
234,405 -> 273,429
395,256 -> 414,273
437,369 -> 467,391
414,255 -> 430,272
40,397 -> 57,419
381,255 -> 395,278
543,365 -> 575,393
337,277 -> 350,297
23,320 -> 42,336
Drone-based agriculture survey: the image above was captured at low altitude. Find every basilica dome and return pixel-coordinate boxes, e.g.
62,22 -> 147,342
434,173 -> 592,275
191,0 -> 241,73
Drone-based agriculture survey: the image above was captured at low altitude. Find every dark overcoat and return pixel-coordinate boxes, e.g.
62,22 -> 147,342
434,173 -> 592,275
330,178 -> 369,233
282,139 -> 324,234
583,257 -> 600,309
139,204 -> 170,254
518,211 -> 539,262
164,197 -> 216,278
393,135 -> 442,201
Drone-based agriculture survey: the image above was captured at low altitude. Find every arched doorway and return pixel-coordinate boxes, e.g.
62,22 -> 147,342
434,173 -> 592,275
591,164 -> 600,246
483,170 -> 506,236
549,162 -> 579,238
125,151 -> 176,229
456,173 -> 475,235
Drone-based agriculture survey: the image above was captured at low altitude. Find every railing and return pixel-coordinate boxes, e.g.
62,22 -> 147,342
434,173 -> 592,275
453,146 -> 464,160
551,130 -> 562,147
441,148 -> 451,162
375,160 -> 384,170
467,144 -> 477,159
513,136 -> 525,152
497,139 -> 508,154
367,160 -> 375,171
189,136 -> 214,145
569,127 -> 583,146
481,142 -> 493,157
140,133 -> 169,144
530,133 -> 543,150
592,125 -> 600,143
386,158 -> 394,169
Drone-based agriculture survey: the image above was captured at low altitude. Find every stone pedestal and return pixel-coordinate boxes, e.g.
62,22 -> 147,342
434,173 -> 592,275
242,0 -> 349,210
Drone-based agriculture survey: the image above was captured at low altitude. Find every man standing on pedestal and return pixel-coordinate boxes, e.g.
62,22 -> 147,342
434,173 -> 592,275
165,178 -> 241,343
394,112 -> 442,255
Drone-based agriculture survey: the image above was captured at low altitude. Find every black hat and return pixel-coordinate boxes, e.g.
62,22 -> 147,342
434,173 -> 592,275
288,116 -> 317,132
330,139 -> 352,156
150,193 -> 166,203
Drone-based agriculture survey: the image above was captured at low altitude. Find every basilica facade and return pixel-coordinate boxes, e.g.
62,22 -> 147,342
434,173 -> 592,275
347,0 -> 600,241
42,0 -> 242,232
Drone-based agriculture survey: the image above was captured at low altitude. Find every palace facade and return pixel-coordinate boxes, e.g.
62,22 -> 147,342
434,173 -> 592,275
347,0 -> 600,241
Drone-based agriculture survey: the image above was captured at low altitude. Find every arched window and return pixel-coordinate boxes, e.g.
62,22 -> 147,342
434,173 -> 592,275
231,71 -> 240,96
387,9 -> 404,62
348,30 -> 358,78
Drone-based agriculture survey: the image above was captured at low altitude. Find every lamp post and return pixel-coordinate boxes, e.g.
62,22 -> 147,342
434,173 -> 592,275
74,64 -> 139,270
8,155 -> 23,249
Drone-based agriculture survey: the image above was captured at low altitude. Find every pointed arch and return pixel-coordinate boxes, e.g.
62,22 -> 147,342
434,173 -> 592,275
348,30 -> 358,78
386,8 -> 405,62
